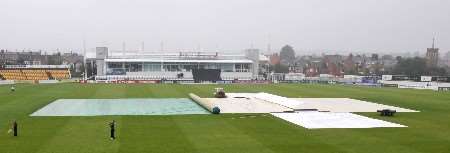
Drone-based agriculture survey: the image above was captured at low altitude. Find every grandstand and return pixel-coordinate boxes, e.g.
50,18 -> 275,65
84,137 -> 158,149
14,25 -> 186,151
90,47 -> 261,81
0,65 -> 71,80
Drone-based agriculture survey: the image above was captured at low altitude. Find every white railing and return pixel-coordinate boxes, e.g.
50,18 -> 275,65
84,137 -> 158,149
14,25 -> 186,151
95,75 -> 253,81
106,51 -> 246,60
4,65 -> 70,69
0,80 -> 15,85
380,80 -> 450,91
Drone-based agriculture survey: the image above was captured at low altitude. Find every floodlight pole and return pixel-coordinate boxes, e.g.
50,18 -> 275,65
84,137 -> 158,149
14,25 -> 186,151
83,37 -> 87,81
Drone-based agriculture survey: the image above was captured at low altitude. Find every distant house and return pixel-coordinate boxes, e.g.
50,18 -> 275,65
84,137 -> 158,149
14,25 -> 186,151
269,53 -> 281,65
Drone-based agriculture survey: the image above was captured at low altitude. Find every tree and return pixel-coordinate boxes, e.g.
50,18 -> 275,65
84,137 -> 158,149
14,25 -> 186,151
280,45 -> 295,66
428,67 -> 447,76
395,56 -> 402,62
344,53 -> 357,75
371,54 -> 379,61
270,64 -> 289,73
16,56 -> 25,65
48,55 -> 62,65
393,57 -> 449,76
393,57 -> 426,76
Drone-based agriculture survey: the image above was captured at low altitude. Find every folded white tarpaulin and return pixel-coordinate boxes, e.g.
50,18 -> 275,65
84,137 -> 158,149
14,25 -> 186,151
271,111 -> 406,129
253,92 -> 303,109
291,98 -> 418,112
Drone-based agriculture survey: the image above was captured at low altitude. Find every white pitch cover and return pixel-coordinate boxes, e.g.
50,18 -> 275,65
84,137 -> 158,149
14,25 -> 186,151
253,92 -> 303,109
271,111 -> 406,129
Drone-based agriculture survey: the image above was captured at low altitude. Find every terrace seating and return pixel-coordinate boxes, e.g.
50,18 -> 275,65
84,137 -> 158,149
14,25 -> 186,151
22,69 -> 49,80
48,70 -> 71,80
0,69 -> 26,80
0,69 -> 70,80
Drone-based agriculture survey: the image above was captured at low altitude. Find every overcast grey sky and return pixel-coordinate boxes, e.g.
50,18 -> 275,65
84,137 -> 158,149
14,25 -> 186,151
1,0 -> 449,54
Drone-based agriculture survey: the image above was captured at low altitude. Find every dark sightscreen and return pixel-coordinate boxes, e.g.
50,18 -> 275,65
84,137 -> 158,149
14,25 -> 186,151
192,69 -> 221,83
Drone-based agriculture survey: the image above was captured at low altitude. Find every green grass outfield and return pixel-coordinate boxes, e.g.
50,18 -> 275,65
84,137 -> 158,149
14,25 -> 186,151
0,83 -> 449,153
